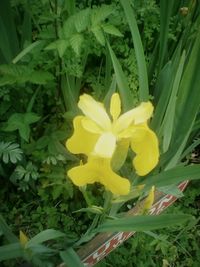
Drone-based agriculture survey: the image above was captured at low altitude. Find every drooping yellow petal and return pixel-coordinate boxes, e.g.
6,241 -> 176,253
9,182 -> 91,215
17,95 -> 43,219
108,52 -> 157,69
94,132 -> 116,158
111,139 -> 130,171
67,163 -> 98,186
19,230 -> 29,246
67,157 -> 130,195
131,124 -> 159,176
78,94 -> 111,130
113,102 -> 154,134
110,93 -> 121,121
66,116 -> 99,155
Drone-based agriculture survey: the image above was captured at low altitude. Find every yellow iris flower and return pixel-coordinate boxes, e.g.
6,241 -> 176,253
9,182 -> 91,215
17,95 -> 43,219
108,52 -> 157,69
68,156 -> 130,195
66,93 -> 159,176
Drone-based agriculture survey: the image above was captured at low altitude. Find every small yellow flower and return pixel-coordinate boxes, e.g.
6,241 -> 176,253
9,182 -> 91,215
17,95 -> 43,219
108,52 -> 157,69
66,93 -> 159,176
67,156 -> 130,195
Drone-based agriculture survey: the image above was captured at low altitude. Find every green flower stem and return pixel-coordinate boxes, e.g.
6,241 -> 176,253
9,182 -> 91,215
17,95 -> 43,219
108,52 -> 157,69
79,186 -> 92,207
98,191 -> 113,225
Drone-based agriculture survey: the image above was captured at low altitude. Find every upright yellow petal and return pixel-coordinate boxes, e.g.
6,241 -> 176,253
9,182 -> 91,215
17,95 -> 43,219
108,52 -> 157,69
94,132 -> 116,158
66,116 -> 99,155
110,93 -> 121,121
67,157 -> 130,195
78,94 -> 111,130
142,186 -> 155,212
19,230 -> 29,247
131,124 -> 159,176
113,102 -> 153,134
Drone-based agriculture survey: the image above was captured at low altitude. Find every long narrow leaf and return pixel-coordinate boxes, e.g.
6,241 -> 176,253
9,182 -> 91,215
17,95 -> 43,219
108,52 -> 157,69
12,41 -> 45,64
27,229 -> 65,247
107,41 -> 133,111
120,0 -> 149,101
145,165 -> 200,189
158,0 -> 174,71
95,214 -> 193,233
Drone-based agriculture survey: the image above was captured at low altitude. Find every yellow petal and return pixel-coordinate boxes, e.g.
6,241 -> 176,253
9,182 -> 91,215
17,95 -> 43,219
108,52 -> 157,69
67,157 -> 130,195
142,186 -> 155,212
110,93 -> 121,121
81,117 -> 103,134
19,230 -> 29,246
113,102 -> 154,134
131,124 -> 159,176
111,139 -> 130,171
66,116 -> 99,155
101,167 -> 130,195
78,94 -> 111,130
67,163 -> 98,186
94,132 -> 116,158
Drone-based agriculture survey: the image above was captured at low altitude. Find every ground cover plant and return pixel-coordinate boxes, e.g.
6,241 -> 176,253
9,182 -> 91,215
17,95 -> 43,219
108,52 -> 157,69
0,0 -> 200,266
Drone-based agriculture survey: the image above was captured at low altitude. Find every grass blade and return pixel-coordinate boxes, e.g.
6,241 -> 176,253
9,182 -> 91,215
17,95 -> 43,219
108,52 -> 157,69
120,0 -> 149,101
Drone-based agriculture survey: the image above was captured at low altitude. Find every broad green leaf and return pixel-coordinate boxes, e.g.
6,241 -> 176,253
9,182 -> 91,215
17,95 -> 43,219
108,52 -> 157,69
60,248 -> 85,267
102,24 -> 123,37
45,40 -> 69,57
91,5 -> 113,25
91,25 -> 105,46
120,0 -> 149,101
74,8 -> 90,32
0,243 -> 23,261
95,214 -> 193,233
70,33 -> 84,55
26,229 -> 65,247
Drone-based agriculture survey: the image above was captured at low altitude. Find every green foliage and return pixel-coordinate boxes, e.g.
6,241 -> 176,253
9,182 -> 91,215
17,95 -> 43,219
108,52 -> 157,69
4,112 -> 40,142
1,0 -> 200,266
0,141 -> 23,163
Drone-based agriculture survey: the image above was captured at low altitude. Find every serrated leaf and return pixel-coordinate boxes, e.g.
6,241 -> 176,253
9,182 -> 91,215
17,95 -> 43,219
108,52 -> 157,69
74,8 -> 90,32
91,5 -> 113,25
91,25 -> 105,46
102,24 -> 123,37
0,142 -> 23,164
70,33 -> 84,55
45,39 -> 69,57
